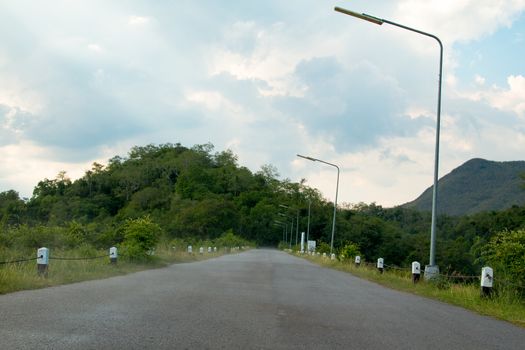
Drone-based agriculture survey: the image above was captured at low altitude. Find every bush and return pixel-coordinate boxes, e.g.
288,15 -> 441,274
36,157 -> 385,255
339,242 -> 362,262
120,216 -> 162,261
215,229 -> 245,248
317,241 -> 331,254
482,229 -> 525,291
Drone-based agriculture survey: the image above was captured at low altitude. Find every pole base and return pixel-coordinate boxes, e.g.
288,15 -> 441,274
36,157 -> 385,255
424,265 -> 439,280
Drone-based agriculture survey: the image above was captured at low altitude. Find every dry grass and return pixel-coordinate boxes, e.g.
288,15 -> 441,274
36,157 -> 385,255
0,246 -> 232,295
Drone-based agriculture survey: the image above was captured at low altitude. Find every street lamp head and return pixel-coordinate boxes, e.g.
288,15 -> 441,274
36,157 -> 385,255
334,7 -> 383,25
297,154 -> 317,162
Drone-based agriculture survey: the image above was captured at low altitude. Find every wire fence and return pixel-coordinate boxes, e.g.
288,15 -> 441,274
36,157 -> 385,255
0,253 -> 108,265
49,255 -> 107,261
0,256 -> 39,265
310,254 -> 522,289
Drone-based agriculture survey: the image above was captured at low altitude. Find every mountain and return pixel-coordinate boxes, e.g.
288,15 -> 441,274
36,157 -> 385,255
403,158 -> 525,216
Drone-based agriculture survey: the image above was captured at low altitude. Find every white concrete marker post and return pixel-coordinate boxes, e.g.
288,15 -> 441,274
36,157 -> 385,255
187,245 -> 193,254
37,247 -> 49,276
412,261 -> 421,283
322,253 -> 327,258
208,247 -> 212,253
331,253 -> 336,260
307,240 -> 316,254
300,232 -> 305,254
109,247 -> 118,264
481,266 -> 494,297
213,247 -> 217,252
199,247 -> 204,255
377,258 -> 384,274
355,255 -> 361,267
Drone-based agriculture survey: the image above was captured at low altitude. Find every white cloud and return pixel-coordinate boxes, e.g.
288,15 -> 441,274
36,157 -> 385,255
459,75 -> 525,117
87,43 -> 103,53
128,15 -> 150,26
485,75 -> 525,117
0,142 -> 107,198
394,0 -> 525,44
475,74 -> 486,86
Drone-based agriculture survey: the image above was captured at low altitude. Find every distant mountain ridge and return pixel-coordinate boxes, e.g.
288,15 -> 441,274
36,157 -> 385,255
403,158 -> 525,216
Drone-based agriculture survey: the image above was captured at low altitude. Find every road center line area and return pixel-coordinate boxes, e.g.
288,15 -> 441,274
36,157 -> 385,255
1,249 -> 524,349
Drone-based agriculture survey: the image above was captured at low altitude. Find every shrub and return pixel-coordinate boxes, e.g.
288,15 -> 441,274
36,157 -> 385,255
317,241 -> 331,254
339,242 -> 362,262
482,229 -> 525,291
120,216 -> 162,261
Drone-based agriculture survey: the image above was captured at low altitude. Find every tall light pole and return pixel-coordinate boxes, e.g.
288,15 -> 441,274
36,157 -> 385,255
280,204 -> 300,248
274,220 -> 286,243
306,198 -> 311,251
279,212 -> 293,248
297,154 -> 339,256
334,7 -> 442,278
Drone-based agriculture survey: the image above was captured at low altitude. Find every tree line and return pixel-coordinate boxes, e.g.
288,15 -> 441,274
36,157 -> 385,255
0,143 -> 523,289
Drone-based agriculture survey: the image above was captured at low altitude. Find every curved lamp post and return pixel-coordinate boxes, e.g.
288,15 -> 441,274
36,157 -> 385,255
279,212 -> 294,248
334,7 -> 442,278
297,154 -> 339,255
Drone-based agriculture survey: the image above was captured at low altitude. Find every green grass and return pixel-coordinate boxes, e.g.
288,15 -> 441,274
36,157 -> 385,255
300,253 -> 525,327
0,245 -> 233,295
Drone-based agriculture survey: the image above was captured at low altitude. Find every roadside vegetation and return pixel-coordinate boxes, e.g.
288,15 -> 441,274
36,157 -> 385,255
1,226 -> 252,294
293,234 -> 525,327
0,142 -> 524,307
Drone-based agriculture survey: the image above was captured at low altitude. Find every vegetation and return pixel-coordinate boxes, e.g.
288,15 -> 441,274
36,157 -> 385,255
303,253 -> 525,327
1,142 -> 525,300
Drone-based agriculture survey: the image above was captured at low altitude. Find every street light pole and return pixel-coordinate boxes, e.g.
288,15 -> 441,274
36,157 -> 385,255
306,198 -> 311,251
334,7 -> 442,278
297,154 -> 340,256
295,209 -> 299,246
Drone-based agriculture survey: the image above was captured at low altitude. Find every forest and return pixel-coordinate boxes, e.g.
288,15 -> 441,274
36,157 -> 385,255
0,143 -> 524,290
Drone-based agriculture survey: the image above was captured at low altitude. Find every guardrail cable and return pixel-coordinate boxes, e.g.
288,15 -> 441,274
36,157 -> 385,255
0,256 -> 39,265
49,255 -> 107,261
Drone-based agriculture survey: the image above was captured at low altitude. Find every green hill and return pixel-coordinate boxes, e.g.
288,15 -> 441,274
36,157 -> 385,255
403,158 -> 525,216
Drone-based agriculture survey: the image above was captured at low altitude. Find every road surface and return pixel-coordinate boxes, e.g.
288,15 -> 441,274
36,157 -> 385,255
1,249 -> 524,349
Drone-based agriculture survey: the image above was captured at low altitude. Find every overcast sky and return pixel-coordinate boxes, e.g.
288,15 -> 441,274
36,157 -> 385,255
1,0 -> 524,207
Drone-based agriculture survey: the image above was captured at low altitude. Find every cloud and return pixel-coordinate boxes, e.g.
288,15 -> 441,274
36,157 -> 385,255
273,56 -> 435,152
128,15 -> 150,26
484,75 -> 525,117
457,75 -> 525,117
394,0 -> 525,44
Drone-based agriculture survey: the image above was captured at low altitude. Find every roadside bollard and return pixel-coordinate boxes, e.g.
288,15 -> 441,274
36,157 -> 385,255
188,245 -> 193,254
377,258 -> 384,274
355,255 -> 361,267
481,266 -> 494,297
208,247 -> 212,253
213,247 -> 217,252
109,247 -> 118,264
331,253 -> 336,260
199,247 -> 204,254
322,253 -> 327,258
37,247 -> 49,277
412,261 -> 421,283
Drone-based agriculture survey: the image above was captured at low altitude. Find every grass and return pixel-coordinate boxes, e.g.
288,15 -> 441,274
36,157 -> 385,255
0,245 -> 235,295
300,253 -> 525,327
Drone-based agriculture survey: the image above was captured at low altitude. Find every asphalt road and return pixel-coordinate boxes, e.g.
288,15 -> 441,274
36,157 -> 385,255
1,249 -> 524,349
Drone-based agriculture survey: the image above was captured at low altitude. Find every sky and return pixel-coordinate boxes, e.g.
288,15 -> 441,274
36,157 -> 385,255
1,0 -> 524,207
